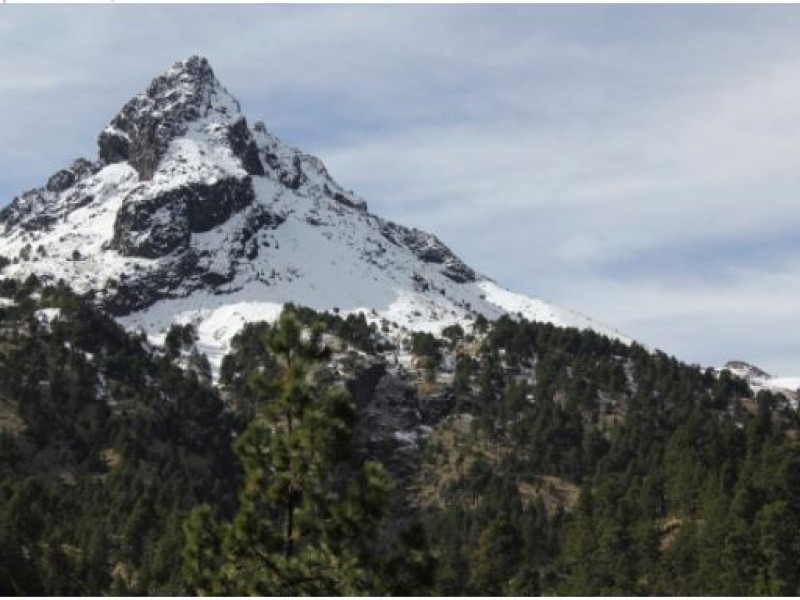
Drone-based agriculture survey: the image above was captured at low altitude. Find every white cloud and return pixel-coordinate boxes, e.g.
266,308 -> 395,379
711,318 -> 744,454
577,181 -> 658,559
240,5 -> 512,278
544,260 -> 800,375
2,5 -> 800,373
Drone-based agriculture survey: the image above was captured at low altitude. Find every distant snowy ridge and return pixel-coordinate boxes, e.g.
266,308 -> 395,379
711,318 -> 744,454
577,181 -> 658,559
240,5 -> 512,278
718,360 -> 799,406
0,56 -> 631,372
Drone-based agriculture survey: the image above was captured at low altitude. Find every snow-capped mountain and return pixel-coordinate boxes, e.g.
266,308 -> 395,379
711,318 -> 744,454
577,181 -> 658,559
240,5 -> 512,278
0,56 -> 630,370
719,360 -> 800,400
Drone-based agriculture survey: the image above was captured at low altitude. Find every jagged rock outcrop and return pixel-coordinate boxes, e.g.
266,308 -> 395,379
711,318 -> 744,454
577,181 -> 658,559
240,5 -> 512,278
381,221 -> 476,283
97,56 -> 248,180
228,117 -> 265,176
110,177 -> 256,258
0,158 -> 102,233
46,158 -> 96,193
104,251 -> 200,315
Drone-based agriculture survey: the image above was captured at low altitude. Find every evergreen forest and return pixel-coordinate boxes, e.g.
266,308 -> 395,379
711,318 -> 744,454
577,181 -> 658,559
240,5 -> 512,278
1,277 -> 799,595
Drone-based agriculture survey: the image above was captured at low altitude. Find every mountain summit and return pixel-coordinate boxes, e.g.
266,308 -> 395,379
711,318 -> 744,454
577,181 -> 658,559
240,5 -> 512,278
97,55 -> 255,181
0,56 -> 629,369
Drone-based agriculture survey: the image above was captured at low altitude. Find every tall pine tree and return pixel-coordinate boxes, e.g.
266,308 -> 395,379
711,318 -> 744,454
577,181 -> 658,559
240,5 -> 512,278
184,309 -> 424,595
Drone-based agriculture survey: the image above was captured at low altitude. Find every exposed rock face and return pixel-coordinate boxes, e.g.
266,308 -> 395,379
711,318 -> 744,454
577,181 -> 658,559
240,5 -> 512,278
185,178 -> 256,233
345,361 -> 454,485
381,221 -> 476,283
227,117 -> 265,176
231,205 -> 285,261
97,56 -> 244,180
104,251 -> 200,315
0,188 -> 54,232
110,190 -> 189,259
251,121 -> 368,212
110,177 -> 256,259
1,158 -> 102,232
46,170 -> 77,194
45,158 -> 99,193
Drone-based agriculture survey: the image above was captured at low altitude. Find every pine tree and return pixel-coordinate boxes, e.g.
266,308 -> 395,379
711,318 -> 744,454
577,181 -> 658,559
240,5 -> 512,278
469,518 -> 522,594
184,310 -> 397,595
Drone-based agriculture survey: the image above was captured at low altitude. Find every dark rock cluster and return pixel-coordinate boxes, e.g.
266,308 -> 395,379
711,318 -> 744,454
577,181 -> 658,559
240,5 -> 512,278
103,251 -> 200,315
110,177 -> 256,258
232,205 -> 285,261
381,221 -> 476,284
227,117 -> 265,176
348,361 -> 455,485
0,158 -> 101,233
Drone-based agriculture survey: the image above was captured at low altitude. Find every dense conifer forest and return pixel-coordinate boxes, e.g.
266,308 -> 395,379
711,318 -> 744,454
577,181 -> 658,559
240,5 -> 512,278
1,277 -> 799,595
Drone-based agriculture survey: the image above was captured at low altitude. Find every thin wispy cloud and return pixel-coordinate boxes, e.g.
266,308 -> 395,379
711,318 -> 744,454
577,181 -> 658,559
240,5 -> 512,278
1,5 -> 799,374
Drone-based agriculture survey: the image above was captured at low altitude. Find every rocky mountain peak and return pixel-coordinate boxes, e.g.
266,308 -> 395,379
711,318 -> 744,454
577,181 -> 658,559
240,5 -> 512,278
0,56 -> 632,375
97,55 -> 245,179
160,54 -> 217,90
723,360 -> 772,380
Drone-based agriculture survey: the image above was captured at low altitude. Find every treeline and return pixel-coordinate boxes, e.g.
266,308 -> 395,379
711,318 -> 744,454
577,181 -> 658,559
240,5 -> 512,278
0,278 -> 799,595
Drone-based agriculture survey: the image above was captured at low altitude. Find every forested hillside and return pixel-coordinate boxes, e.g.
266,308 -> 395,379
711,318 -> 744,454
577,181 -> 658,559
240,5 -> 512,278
413,317 -> 800,595
0,276 -> 240,594
1,277 -> 798,595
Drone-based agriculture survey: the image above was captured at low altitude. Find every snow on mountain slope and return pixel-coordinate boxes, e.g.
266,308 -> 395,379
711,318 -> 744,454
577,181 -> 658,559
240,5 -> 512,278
769,377 -> 800,391
0,56 -> 631,371
719,360 -> 799,407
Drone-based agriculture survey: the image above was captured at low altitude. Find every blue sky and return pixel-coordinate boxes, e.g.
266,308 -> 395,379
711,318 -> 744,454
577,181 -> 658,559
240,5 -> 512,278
2,5 -> 800,374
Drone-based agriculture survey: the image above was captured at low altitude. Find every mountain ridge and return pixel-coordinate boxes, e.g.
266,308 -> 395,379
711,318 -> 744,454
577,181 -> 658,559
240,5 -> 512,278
719,359 -> 799,400
0,55 -> 631,372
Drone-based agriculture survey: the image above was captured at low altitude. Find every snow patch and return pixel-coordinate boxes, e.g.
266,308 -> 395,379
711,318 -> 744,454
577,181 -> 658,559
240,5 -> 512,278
34,307 -> 61,328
